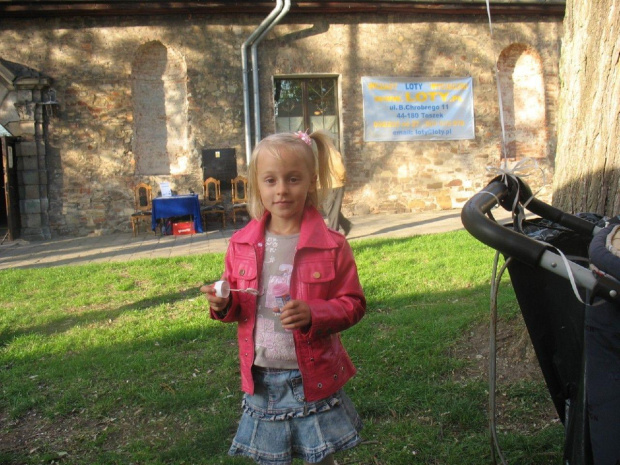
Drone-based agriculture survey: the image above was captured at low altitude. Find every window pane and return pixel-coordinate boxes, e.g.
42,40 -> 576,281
307,78 -> 339,146
274,79 -> 303,117
275,117 -> 304,133
308,79 -> 336,116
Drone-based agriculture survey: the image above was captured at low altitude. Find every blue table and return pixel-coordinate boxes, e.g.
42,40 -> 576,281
151,194 -> 203,233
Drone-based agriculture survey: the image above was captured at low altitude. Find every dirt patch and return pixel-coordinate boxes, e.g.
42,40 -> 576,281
452,316 -> 542,384
450,316 -> 561,433
0,408 -> 183,462
0,410 -> 91,459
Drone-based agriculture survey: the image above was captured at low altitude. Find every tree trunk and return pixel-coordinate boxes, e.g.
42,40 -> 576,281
553,0 -> 620,215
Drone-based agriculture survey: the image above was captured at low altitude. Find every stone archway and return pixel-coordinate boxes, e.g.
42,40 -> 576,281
0,58 -> 55,240
497,44 -> 548,161
131,41 -> 190,177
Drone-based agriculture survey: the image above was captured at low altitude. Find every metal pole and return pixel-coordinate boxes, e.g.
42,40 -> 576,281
241,0 -> 283,164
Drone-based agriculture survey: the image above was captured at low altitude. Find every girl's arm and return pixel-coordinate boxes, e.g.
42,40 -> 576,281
204,246 -> 242,322
200,282 -> 232,316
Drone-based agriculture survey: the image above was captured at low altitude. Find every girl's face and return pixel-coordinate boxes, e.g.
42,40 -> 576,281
255,146 -> 316,234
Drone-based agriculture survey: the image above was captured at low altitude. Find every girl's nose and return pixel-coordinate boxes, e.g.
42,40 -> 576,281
276,180 -> 288,194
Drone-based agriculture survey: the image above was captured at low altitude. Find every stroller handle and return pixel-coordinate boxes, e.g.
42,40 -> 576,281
461,177 -> 620,304
461,178 -> 547,267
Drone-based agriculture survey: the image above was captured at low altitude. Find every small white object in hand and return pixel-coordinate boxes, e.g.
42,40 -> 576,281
213,280 -> 261,297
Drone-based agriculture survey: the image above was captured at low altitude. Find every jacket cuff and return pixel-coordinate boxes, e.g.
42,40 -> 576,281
211,296 -> 232,319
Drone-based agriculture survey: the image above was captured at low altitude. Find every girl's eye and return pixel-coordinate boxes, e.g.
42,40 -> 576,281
289,176 -> 300,183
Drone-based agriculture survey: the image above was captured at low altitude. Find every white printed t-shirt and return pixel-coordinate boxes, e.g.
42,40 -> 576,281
253,231 -> 299,369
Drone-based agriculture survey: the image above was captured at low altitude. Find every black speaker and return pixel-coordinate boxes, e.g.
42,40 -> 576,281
201,148 -> 237,190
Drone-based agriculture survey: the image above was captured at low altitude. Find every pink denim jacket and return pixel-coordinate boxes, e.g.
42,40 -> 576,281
210,206 -> 366,402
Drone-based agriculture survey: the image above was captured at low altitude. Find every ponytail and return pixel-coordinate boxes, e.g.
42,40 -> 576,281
308,129 -> 336,207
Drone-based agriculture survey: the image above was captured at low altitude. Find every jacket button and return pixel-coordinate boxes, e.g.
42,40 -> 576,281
313,271 -> 321,279
317,383 -> 323,388
310,357 -> 314,361
239,269 -> 245,276
333,374 -> 338,380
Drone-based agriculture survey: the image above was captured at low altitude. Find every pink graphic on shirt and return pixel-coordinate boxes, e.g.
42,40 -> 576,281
265,265 -> 292,308
255,315 -> 296,361
272,283 -> 290,310
273,282 -> 289,297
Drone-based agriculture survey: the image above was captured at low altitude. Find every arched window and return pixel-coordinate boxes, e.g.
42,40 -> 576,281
497,44 -> 547,160
131,41 -> 189,175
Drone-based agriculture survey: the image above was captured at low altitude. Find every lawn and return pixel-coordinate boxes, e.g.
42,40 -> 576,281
0,230 -> 564,464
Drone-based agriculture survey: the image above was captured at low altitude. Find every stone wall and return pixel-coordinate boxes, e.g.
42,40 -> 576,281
0,12 -> 562,237
258,14 -> 560,215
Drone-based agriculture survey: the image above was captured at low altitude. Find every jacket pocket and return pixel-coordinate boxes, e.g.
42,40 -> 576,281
296,259 -> 336,300
231,258 -> 258,304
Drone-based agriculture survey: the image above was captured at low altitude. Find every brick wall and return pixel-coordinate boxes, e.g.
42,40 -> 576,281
0,13 -> 561,237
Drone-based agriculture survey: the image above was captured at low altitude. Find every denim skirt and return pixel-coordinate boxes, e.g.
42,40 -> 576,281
228,368 -> 363,465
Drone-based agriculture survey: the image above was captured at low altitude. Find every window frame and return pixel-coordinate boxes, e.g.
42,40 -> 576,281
272,74 -> 343,152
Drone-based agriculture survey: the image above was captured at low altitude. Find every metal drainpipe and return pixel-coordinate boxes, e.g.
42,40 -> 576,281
242,0 -> 283,165
251,0 -> 291,147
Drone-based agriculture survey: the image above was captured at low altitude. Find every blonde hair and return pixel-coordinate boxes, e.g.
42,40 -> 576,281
247,130 -> 337,220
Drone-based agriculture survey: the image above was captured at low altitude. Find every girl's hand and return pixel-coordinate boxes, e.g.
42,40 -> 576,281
200,283 -> 231,313
278,300 -> 311,330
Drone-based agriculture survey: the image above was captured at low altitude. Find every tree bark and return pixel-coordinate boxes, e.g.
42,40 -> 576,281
553,0 -> 620,215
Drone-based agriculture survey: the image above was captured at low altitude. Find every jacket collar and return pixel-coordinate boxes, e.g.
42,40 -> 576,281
231,206 -> 339,250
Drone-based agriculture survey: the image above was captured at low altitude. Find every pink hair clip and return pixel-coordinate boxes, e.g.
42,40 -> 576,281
295,131 -> 312,146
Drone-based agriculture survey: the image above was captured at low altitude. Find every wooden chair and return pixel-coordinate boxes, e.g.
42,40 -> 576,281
131,182 -> 152,236
231,175 -> 249,224
201,177 -> 226,229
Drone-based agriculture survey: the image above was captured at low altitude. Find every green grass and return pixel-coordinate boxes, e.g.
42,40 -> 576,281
0,230 -> 564,464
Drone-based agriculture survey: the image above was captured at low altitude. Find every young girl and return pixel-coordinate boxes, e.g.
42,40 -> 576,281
200,130 -> 366,465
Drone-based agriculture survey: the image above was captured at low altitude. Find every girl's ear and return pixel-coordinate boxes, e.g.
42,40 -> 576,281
309,174 -> 318,192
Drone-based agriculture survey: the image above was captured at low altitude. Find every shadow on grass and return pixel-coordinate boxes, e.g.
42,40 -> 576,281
0,287 -> 208,347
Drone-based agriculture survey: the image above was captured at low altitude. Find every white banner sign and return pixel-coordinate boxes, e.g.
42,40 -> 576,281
362,77 -> 475,141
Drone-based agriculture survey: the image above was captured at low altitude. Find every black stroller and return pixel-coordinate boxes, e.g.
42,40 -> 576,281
461,175 -> 620,465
